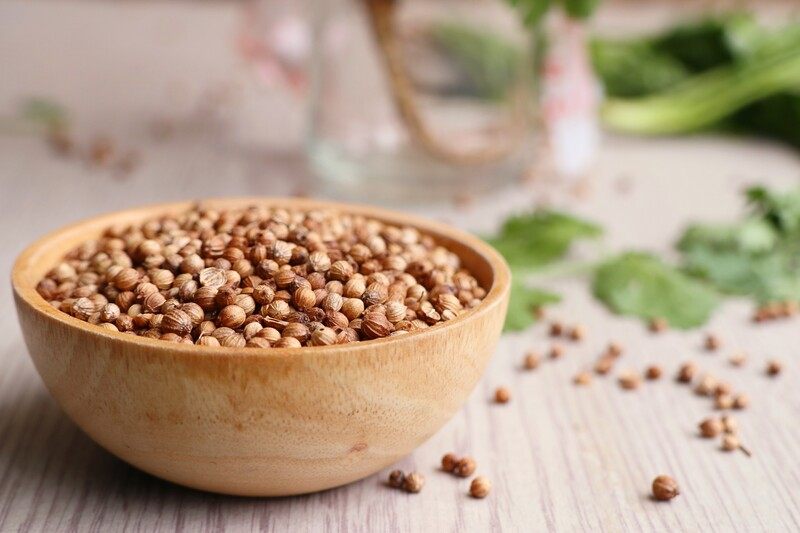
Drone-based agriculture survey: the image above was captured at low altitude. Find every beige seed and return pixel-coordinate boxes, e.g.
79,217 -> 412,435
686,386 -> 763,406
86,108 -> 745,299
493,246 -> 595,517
469,476 -> 492,499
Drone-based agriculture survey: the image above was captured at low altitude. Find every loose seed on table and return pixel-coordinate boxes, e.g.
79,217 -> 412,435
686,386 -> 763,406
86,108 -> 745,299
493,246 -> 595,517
721,434 -> 740,452
721,415 -> 738,434
549,343 -> 565,359
766,360 -> 782,376
568,324 -> 586,342
454,457 -> 477,478
649,317 -> 668,333
676,362 -> 697,383
469,476 -> 492,498
729,352 -> 747,367
402,472 -> 425,493
594,355 -> 614,375
698,418 -> 722,438
618,370 -> 641,390
645,366 -> 662,380
549,321 -> 564,337
651,475 -> 680,501
388,470 -> 405,489
694,374 -> 718,397
441,453 -> 458,473
606,341 -> 624,358
523,351 -> 540,370
704,333 -> 721,351
494,387 -> 511,404
573,372 -> 592,386
733,393 -> 750,410
715,394 -> 734,410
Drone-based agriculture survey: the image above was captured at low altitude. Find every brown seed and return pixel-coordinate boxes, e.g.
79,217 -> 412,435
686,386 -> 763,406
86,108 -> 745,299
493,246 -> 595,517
568,324 -> 586,342
766,360 -> 782,377
618,370 -> 641,390
721,434 -> 740,452
361,313 -> 394,339
698,418 -> 722,438
594,355 -> 614,375
549,321 -> 563,337
573,371 -> 592,386
704,333 -> 721,351
651,475 -> 680,501
733,393 -> 750,410
293,287 -> 317,310
649,317 -> 668,333
441,453 -> 459,473
714,393 -> 733,410
274,336 -> 302,348
454,457 -> 476,478
676,362 -> 697,383
388,470 -> 405,489
606,341 -> 624,358
645,366 -> 662,380
523,351 -> 540,370
713,381 -> 732,398
218,305 -> 246,329
721,415 -> 738,434
549,343 -> 565,359
161,309 -> 192,336
694,374 -> 718,397
310,327 -> 337,346
729,352 -> 747,367
197,336 -> 221,347
494,387 -> 511,404
402,472 -> 425,493
469,476 -> 492,498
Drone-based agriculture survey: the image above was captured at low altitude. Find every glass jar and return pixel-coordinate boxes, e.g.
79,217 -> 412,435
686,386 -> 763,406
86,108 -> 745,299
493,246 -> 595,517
245,0 -> 539,202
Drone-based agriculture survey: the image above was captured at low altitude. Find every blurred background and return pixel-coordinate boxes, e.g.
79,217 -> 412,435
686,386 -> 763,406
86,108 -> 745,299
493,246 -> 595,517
1,0 -> 799,237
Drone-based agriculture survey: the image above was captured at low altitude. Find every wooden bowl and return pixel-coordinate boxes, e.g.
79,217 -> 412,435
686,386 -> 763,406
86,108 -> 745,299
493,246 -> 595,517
11,199 -> 510,496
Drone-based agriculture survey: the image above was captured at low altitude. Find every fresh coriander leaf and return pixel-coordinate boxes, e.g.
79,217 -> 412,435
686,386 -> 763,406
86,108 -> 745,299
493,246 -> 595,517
507,0 -> 552,28
504,278 -> 560,332
20,98 -> 67,130
746,185 -> 800,235
487,210 -> 602,271
593,252 -> 719,328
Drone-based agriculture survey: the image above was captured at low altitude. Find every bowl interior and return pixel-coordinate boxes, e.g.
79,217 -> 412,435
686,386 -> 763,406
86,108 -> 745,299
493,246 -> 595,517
13,198 -> 509,353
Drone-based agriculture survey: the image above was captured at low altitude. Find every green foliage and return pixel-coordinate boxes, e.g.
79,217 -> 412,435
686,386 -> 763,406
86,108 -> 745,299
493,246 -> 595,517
593,252 -> 719,328
504,280 -> 560,332
508,0 -> 600,27
677,186 -> 800,303
487,210 -> 602,271
20,98 -> 67,130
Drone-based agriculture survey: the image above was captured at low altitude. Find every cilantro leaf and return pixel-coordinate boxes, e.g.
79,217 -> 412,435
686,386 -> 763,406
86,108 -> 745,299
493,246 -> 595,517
504,279 -> 561,332
593,252 -> 719,328
487,210 -> 602,271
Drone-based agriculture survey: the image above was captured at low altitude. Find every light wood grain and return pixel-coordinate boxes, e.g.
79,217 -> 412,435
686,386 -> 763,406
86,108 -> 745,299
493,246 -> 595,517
2,0 -> 800,530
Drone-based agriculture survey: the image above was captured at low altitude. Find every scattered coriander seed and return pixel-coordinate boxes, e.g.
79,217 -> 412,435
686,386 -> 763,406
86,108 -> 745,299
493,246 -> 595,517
649,317 -> 668,333
606,341 -> 623,358
549,343 -> 565,359
454,457 -> 477,478
651,475 -> 680,501
645,366 -> 662,380
388,470 -> 405,489
698,418 -> 722,438
694,374 -> 718,397
729,352 -> 747,367
704,333 -> 721,351
713,382 -> 732,398
402,472 -> 425,493
573,371 -> 592,386
733,393 -> 750,410
721,434 -> 740,452
441,453 -> 459,473
766,360 -> 782,377
594,355 -> 614,375
721,415 -> 738,434
715,394 -> 734,410
523,351 -> 540,370
469,476 -> 492,498
494,387 -> 511,404
676,362 -> 697,383
568,324 -> 586,342
549,321 -> 564,337
618,370 -> 641,390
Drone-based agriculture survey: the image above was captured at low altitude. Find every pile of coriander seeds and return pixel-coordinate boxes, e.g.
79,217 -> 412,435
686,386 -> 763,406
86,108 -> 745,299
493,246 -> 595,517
36,205 -> 486,348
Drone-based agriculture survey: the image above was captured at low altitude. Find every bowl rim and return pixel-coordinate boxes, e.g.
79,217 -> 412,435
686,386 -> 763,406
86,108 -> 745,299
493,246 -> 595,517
12,197 -> 511,360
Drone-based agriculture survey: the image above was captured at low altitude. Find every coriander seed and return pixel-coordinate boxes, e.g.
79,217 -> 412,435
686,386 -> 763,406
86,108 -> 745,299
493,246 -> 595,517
573,371 -> 592,386
523,351 -> 540,370
388,470 -> 405,489
649,317 -> 668,333
618,370 -> 641,390
766,360 -> 782,376
568,324 -> 586,342
645,366 -> 662,380
402,472 -> 425,493
733,393 -> 750,410
494,387 -> 511,404
469,476 -> 492,498
454,457 -> 476,478
549,343 -> 565,359
704,333 -> 721,351
721,434 -> 740,452
651,475 -> 679,501
441,453 -> 458,473
676,362 -> 697,383
698,418 -> 722,438
721,415 -> 738,434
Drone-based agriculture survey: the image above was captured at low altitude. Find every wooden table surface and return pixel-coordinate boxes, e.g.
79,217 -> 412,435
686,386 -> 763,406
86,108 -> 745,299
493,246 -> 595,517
2,1 -> 800,531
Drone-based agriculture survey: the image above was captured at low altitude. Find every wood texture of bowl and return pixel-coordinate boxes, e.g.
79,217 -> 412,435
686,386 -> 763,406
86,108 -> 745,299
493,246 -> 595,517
11,199 -> 510,496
